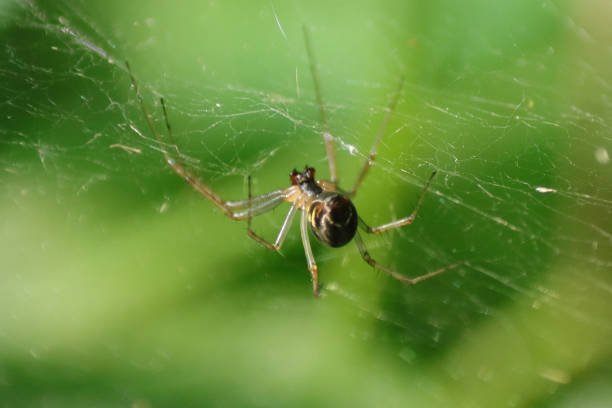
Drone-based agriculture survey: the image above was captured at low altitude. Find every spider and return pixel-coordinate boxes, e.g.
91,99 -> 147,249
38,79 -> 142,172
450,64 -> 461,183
126,28 -> 460,297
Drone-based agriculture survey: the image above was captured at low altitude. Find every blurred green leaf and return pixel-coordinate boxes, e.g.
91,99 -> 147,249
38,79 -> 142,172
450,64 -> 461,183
1,0 -> 611,406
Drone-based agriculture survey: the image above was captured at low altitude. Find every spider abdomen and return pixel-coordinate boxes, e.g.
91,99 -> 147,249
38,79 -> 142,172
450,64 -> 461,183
308,192 -> 358,247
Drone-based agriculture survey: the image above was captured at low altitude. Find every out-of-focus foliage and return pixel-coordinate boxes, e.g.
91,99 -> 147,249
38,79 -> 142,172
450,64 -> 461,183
1,0 -> 611,406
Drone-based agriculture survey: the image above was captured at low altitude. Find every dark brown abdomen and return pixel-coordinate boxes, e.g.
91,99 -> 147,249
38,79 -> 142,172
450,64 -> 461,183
308,192 -> 358,247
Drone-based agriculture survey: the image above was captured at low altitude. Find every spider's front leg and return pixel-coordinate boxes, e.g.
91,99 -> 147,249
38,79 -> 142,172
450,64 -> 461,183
127,61 -> 264,221
242,175 -> 298,252
303,25 -> 338,187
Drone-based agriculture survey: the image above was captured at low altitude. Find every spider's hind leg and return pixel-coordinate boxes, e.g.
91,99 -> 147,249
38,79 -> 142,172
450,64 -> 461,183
354,232 -> 460,285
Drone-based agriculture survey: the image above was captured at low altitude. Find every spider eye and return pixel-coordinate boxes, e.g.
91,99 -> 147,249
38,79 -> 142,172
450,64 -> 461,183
304,166 -> 316,180
290,169 -> 300,185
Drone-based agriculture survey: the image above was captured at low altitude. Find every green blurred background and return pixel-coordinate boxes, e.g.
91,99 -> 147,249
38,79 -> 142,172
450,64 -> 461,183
1,0 -> 611,406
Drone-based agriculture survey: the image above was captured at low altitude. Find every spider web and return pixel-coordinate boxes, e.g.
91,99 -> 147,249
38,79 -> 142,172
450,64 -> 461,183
1,0 -> 611,406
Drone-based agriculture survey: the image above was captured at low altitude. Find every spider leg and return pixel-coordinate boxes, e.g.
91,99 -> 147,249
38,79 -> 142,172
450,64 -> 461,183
354,232 -> 460,284
126,61 -> 291,221
247,204 -> 298,250
224,185 -> 300,219
300,209 -> 320,297
303,25 -> 337,186
359,170 -> 437,234
246,176 -> 298,250
247,205 -> 297,251
225,189 -> 287,210
350,76 -> 405,197
230,191 -> 290,220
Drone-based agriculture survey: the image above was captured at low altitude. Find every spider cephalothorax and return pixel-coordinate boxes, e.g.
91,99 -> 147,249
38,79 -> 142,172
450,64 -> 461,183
290,166 -> 322,196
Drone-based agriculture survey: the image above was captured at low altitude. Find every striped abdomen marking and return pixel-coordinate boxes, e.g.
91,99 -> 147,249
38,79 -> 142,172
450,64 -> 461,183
308,192 -> 358,247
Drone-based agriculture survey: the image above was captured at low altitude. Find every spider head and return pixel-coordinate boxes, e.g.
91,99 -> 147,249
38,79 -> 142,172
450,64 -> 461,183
290,166 -> 317,185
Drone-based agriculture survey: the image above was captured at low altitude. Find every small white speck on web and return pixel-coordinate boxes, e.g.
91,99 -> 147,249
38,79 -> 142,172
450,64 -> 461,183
594,147 -> 609,164
540,368 -> 571,384
338,139 -> 359,156
326,282 -> 338,291
535,186 -> 557,193
110,144 -> 142,155
344,143 -> 358,156
159,200 -> 170,214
